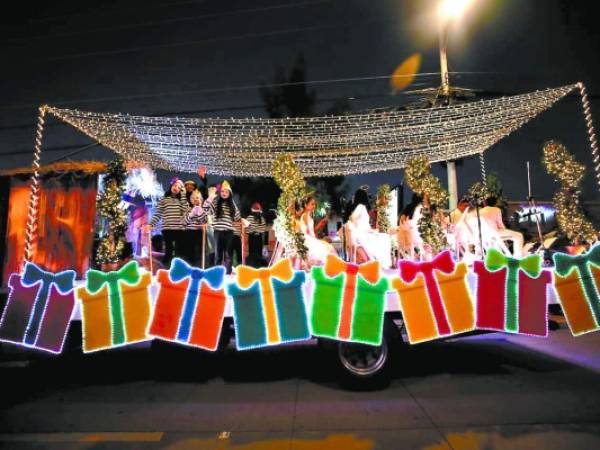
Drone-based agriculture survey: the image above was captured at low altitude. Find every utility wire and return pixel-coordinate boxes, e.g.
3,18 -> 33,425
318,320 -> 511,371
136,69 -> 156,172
2,0 -> 334,44
27,16 -> 395,63
0,71 -> 491,112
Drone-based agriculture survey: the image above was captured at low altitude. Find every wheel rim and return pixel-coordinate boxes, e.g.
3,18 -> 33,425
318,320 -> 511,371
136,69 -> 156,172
338,340 -> 388,377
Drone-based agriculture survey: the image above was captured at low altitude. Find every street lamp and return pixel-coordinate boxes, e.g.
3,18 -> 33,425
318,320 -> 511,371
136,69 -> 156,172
438,0 -> 473,209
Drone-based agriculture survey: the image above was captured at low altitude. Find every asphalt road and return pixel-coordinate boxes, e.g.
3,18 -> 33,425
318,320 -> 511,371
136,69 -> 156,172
1,324 -> 599,450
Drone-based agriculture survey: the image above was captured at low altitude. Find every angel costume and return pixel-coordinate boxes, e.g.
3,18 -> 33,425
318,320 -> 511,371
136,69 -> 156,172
348,204 -> 392,268
299,212 -> 335,265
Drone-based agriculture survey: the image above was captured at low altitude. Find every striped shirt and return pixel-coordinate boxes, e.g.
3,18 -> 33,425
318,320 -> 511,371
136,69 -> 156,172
233,222 -> 243,237
246,214 -> 268,234
185,205 -> 209,230
206,198 -> 241,231
150,195 -> 189,230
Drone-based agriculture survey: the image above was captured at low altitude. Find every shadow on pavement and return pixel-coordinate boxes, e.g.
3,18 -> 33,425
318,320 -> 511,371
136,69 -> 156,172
0,322 -> 580,409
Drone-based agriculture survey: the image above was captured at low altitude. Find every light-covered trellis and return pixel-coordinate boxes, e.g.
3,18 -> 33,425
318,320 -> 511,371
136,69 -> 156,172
23,83 -> 599,260
44,84 -> 578,177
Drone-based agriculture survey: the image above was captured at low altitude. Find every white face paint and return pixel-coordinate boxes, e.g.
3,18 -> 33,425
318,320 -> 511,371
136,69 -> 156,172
191,192 -> 202,205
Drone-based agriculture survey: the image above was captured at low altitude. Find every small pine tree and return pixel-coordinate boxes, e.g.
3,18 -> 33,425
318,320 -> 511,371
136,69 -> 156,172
96,155 -> 128,265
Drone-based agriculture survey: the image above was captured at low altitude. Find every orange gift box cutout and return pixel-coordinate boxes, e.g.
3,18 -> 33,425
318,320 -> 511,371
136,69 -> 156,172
76,261 -> 152,353
149,259 -> 226,351
392,257 -> 474,344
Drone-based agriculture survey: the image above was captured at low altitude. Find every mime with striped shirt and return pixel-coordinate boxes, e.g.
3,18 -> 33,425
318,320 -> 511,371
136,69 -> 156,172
147,178 -> 189,265
205,180 -> 241,274
184,189 -> 209,267
245,202 -> 268,267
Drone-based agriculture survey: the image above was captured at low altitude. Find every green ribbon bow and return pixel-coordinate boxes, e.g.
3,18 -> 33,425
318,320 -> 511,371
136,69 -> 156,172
554,244 -> 600,326
85,260 -> 141,345
485,248 -> 541,332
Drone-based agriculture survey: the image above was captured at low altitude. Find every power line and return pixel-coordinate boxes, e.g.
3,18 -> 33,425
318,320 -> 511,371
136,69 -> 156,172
1,0 -> 334,44
25,0 -> 211,23
29,16 -> 395,63
0,72 -> 483,112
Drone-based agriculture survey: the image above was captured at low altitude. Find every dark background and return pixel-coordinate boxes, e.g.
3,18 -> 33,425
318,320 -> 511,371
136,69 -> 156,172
1,0 -> 599,202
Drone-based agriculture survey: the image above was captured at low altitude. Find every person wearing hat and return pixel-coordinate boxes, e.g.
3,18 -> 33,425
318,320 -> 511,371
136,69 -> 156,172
184,180 -> 198,201
183,189 -> 210,267
145,177 -> 189,265
184,166 -> 209,207
179,167 -> 210,265
245,202 -> 268,267
205,180 -> 241,273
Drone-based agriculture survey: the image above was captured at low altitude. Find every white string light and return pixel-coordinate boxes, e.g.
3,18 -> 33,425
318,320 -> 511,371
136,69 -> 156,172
44,85 -> 578,177
577,82 -> 600,192
24,105 -> 47,262
479,151 -> 486,184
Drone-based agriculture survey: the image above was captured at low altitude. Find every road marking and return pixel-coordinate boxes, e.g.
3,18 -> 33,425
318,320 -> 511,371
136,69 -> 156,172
0,432 -> 163,442
0,360 -> 30,368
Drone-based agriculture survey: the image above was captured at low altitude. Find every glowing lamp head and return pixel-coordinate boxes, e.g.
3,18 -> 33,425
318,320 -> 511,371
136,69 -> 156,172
439,0 -> 473,20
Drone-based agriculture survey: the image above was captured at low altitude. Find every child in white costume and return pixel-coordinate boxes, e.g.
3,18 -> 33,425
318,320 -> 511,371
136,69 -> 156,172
346,188 -> 392,268
300,196 -> 336,265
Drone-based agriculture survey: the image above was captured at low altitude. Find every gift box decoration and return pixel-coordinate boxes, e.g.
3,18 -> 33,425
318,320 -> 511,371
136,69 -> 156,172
475,249 -> 550,337
310,255 -> 388,346
553,244 -> 600,336
391,250 -> 474,344
228,258 -> 309,350
76,260 -> 152,352
149,258 -> 226,351
0,262 -> 76,354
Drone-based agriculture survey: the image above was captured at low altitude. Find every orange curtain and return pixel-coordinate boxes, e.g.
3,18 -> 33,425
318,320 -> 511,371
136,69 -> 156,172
3,174 -> 97,285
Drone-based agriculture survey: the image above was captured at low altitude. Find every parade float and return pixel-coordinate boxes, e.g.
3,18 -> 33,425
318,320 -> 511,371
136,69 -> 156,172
1,83 -> 599,388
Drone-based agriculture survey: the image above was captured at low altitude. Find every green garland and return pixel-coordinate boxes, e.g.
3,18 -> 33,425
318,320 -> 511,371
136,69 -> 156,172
467,174 -> 507,208
272,155 -> 308,259
486,172 -> 508,209
405,156 -> 448,253
417,208 -> 447,254
404,155 -> 448,207
467,181 -> 488,206
542,140 -> 597,244
376,184 -> 391,233
96,155 -> 128,265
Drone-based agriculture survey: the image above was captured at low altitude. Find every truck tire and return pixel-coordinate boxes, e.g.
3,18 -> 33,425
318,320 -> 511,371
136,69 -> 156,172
335,316 -> 403,390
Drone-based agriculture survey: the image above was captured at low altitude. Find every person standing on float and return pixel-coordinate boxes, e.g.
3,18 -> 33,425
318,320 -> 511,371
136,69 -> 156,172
206,180 -> 241,274
182,167 -> 209,265
146,178 -> 189,265
184,189 -> 209,267
245,202 -> 268,267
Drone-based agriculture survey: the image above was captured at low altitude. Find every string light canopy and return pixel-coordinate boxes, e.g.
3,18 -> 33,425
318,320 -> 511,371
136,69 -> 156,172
43,84 -> 579,178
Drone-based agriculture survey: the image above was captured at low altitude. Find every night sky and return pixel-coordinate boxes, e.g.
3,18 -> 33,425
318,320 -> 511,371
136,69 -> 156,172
1,0 -> 599,202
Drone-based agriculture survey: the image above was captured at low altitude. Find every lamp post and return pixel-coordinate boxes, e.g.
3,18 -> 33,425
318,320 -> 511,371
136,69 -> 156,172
438,0 -> 473,210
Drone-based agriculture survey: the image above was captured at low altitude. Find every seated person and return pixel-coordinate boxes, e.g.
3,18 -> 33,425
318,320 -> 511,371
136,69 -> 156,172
346,188 -> 392,268
479,196 -> 524,257
450,197 -> 470,227
299,196 -> 337,266
396,194 -> 425,261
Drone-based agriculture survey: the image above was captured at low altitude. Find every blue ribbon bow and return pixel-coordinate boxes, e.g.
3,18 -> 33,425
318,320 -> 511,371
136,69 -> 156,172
21,263 -> 75,345
169,258 -> 225,342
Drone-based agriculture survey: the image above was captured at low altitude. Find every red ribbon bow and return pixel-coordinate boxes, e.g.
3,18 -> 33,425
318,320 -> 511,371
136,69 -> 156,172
399,250 -> 455,336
